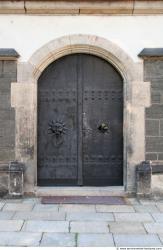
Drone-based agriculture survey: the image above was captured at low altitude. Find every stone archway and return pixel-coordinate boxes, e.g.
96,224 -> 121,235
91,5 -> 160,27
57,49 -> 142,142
11,34 -> 150,194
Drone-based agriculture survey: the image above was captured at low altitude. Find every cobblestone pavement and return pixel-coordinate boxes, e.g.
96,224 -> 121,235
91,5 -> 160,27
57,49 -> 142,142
0,197 -> 163,246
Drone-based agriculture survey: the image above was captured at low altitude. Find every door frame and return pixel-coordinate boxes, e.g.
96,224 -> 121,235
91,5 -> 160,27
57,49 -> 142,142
11,34 -> 151,194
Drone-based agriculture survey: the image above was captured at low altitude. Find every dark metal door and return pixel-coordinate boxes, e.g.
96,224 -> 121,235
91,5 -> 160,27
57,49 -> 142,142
37,54 -> 123,186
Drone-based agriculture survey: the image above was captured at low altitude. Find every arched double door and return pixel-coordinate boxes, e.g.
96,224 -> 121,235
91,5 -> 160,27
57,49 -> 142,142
37,54 -> 123,186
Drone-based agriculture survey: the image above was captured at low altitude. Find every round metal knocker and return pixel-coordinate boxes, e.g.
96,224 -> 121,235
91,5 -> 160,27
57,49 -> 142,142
98,122 -> 109,133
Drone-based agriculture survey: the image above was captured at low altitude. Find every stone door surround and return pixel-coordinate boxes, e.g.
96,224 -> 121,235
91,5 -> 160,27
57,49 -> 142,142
11,34 -> 151,194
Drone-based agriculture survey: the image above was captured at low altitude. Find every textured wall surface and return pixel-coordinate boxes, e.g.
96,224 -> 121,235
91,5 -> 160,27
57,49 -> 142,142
0,15 -> 163,62
0,60 -> 16,162
145,59 -> 163,162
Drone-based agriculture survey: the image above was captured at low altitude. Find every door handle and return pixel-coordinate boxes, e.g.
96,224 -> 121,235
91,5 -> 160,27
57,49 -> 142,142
98,123 -> 109,133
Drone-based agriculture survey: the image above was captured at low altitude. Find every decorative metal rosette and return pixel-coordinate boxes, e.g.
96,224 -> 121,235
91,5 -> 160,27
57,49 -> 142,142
48,120 -> 68,137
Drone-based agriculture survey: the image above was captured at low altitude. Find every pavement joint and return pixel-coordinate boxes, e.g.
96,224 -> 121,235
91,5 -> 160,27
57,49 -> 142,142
0,198 -> 163,246
20,220 -> 25,231
39,232 -> 44,246
75,233 -> 78,247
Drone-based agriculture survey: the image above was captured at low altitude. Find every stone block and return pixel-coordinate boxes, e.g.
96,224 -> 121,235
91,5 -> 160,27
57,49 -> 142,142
134,1 -> 163,14
146,105 -> 163,119
3,61 -> 17,74
146,137 -> 163,152
0,61 -> 3,74
0,108 -> 15,121
96,205 -> 135,213
0,149 -> 15,161
160,120 -> 163,136
0,1 -> 24,14
0,220 -> 23,231
22,220 -> 69,233
0,77 -> 15,91
0,93 -> 10,108
152,175 -> 163,195
151,79 -> 163,91
59,204 -> 95,213
144,60 -> 163,80
13,211 -> 65,221
9,161 -> 24,196
146,119 -> 159,136
41,233 -> 76,247
114,234 -> 162,247
0,232 -> 42,246
144,222 -> 163,234
136,161 -> 152,197
67,212 -> 114,221
78,233 -> 114,247
11,82 -> 36,108
158,154 -> 163,160
109,222 -> 146,234
70,221 -> 109,233
3,203 -> 33,212
151,91 -> 162,104
146,153 -> 157,161
114,213 -> 153,222
131,81 -> 151,107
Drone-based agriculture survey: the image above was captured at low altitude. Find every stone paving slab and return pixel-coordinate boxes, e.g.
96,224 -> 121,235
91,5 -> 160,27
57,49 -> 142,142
113,234 -> 162,247
77,233 -> 114,247
13,211 -> 66,221
3,199 -> 23,203
0,211 -> 14,220
59,204 -> 96,212
0,220 -> 24,231
67,212 -> 114,221
41,233 -> 76,246
158,234 -> 163,245
0,203 -> 4,210
70,221 -> 109,233
96,205 -> 135,213
0,232 -> 42,246
22,198 -> 41,204
134,205 -> 159,213
3,203 -> 34,212
108,222 -> 146,234
139,200 -> 156,205
156,204 -> 163,212
33,204 -> 59,212
114,212 -> 153,222
144,223 -> 163,234
126,198 -> 140,205
22,220 -> 69,233
151,213 -> 163,222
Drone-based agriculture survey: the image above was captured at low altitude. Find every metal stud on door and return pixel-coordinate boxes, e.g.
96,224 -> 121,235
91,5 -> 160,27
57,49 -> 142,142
37,54 -> 123,186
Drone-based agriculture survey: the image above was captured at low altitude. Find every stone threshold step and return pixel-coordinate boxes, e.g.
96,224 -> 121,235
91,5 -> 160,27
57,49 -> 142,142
35,186 -> 126,197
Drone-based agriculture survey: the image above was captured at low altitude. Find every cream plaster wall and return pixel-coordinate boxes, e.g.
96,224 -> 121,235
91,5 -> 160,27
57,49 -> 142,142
0,15 -> 163,62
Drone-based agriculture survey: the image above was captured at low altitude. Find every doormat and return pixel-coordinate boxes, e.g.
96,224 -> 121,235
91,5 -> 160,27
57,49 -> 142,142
41,196 -> 127,205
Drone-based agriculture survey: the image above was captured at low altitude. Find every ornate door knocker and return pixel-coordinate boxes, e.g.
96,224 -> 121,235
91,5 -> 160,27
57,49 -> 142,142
48,120 -> 68,146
